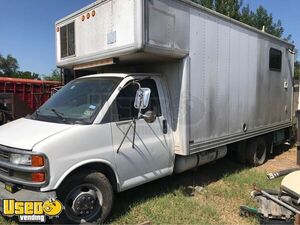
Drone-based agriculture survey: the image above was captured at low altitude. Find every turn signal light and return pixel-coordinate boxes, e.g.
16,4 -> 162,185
31,155 -> 44,167
32,172 -> 45,182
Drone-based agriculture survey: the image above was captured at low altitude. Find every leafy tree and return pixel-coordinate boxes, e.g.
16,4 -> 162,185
0,54 -> 19,76
14,71 -> 39,79
192,0 -> 214,9
240,4 -> 255,26
250,6 -> 284,38
191,0 -> 286,38
214,0 -> 242,20
44,69 -> 62,82
0,53 -> 42,79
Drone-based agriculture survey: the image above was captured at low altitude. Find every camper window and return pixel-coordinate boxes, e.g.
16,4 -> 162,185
60,22 -> 75,58
269,48 -> 282,71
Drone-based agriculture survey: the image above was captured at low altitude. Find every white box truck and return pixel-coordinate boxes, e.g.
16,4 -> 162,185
0,0 -> 295,223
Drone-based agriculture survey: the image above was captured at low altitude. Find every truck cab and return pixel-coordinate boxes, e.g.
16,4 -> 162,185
0,73 -> 174,223
0,0 -> 294,223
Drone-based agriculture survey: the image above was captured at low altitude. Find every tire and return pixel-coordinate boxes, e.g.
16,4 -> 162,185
55,170 -> 114,224
246,137 -> 267,166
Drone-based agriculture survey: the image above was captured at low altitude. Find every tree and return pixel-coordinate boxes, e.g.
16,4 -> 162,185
0,54 -> 19,76
240,4 -> 255,26
250,6 -> 284,38
214,0 -> 242,20
15,71 -> 39,79
0,53 -> 42,79
191,0 -> 286,39
192,0 -> 214,9
44,69 -> 62,82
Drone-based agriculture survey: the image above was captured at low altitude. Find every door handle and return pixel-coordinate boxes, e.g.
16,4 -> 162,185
163,119 -> 167,134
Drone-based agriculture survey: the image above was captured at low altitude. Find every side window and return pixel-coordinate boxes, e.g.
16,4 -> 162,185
102,79 -> 162,123
140,79 -> 162,117
115,83 -> 139,121
269,48 -> 282,71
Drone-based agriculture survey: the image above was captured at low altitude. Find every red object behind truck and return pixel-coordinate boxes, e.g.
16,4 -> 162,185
0,77 -> 61,125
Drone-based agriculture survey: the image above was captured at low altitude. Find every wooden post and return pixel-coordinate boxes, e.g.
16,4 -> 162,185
298,147 -> 300,166
295,214 -> 300,225
296,110 -> 300,166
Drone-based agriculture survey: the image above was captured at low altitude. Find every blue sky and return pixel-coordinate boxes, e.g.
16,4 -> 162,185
0,0 -> 299,76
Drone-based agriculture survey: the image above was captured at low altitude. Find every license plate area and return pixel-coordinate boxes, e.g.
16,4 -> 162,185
5,183 -> 18,193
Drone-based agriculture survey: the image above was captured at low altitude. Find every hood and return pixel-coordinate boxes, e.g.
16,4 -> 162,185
0,118 -> 73,150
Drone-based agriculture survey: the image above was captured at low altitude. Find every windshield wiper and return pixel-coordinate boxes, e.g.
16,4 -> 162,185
31,110 -> 40,119
50,109 -> 69,124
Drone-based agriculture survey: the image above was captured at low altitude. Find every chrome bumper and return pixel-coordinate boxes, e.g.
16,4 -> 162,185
0,145 -> 48,187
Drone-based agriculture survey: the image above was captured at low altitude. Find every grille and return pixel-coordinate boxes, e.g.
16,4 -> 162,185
0,166 -> 9,176
0,150 -> 9,162
0,149 -> 9,176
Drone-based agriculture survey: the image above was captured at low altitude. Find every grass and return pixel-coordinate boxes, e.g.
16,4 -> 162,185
0,157 -> 284,225
107,158 -> 283,225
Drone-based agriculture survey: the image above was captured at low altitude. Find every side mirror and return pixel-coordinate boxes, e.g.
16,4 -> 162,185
134,88 -> 151,110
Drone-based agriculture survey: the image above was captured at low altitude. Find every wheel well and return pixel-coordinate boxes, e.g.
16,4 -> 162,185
61,163 -> 118,192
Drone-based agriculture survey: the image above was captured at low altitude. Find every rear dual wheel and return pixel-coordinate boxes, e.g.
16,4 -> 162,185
246,137 -> 267,166
235,136 -> 268,166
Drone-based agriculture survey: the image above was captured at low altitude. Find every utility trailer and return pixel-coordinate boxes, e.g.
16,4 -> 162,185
0,77 -> 60,125
0,0 -> 295,223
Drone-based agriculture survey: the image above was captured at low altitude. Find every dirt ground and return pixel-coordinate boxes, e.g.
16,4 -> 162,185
257,145 -> 300,172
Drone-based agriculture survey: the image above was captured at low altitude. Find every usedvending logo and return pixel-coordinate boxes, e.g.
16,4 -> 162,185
2,198 -> 63,223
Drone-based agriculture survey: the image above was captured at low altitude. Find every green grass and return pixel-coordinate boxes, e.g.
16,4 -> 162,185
0,158 -> 283,225
107,158 -> 283,225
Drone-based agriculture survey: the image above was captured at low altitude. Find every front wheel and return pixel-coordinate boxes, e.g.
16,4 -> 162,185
56,170 -> 114,224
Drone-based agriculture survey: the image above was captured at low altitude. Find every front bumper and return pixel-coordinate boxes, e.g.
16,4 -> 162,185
0,180 -> 56,211
0,145 -> 48,188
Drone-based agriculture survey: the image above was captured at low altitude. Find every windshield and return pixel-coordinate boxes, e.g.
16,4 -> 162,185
32,77 -> 121,124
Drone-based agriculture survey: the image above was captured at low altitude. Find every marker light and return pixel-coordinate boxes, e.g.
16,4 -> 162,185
31,155 -> 44,167
92,10 -> 96,17
32,172 -> 45,182
87,13 -> 90,19
81,15 -> 85,21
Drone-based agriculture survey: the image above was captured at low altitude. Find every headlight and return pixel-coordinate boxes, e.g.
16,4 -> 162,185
9,154 -> 45,167
10,154 -> 31,166
9,154 -> 46,183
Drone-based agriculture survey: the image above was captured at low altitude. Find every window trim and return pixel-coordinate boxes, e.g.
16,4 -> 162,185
269,48 -> 282,72
101,78 -> 162,124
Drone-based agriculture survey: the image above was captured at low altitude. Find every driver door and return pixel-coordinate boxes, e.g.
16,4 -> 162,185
107,78 -> 172,190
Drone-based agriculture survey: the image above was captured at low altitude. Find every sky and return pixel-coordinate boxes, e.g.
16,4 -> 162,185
0,0 -> 299,76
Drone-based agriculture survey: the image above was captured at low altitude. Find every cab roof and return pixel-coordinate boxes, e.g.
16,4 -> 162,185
78,73 -> 160,79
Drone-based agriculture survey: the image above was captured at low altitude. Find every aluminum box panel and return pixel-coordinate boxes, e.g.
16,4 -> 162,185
56,0 -> 138,67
